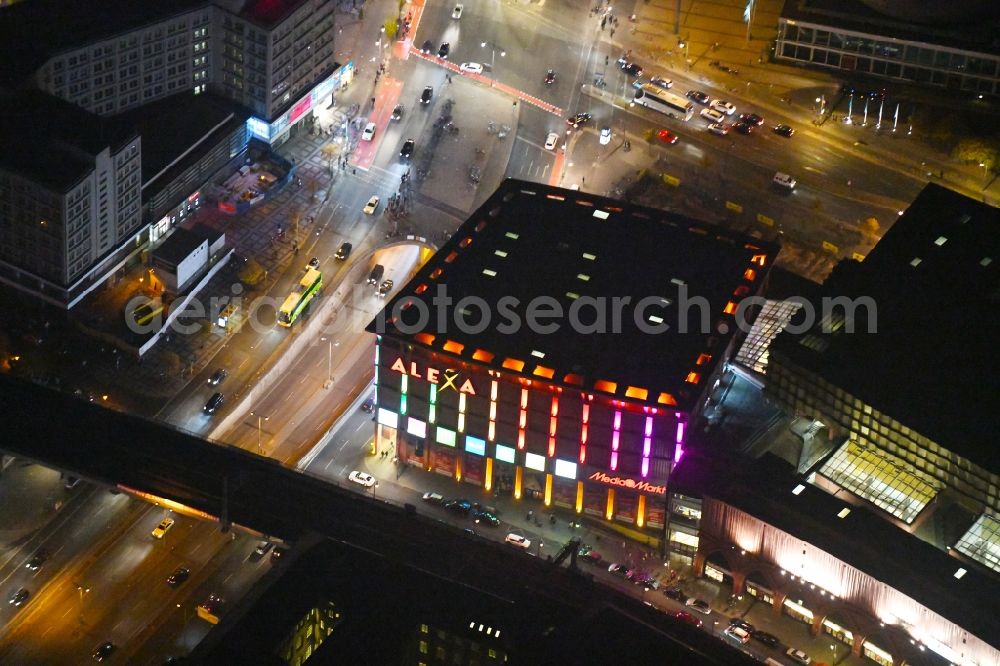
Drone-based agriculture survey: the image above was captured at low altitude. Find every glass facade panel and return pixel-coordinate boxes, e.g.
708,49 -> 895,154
954,513 -> 1000,574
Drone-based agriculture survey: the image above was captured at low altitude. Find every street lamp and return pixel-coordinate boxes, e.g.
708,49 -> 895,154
321,337 -> 338,388
377,26 -> 385,66
74,583 -> 91,623
480,41 -> 506,87
250,411 -> 269,455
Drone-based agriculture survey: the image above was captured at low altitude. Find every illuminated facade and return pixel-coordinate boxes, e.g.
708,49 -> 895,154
369,180 -> 779,533
670,452 -> 1000,666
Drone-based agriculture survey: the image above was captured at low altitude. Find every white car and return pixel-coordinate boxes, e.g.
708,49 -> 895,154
700,108 -> 726,124
348,471 -> 376,488
361,122 -> 376,141
649,76 -> 672,89
708,122 -> 730,136
151,517 -> 175,539
451,3 -> 463,19
773,172 -> 797,190
599,127 -> 612,145
544,132 -> 559,150
786,648 -> 811,665
505,533 -> 531,549
710,99 -> 736,115
362,195 -> 380,215
459,62 -> 483,74
422,492 -> 444,503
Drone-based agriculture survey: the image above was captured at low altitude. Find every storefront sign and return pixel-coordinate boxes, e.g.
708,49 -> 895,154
390,357 -> 476,395
588,472 -> 666,495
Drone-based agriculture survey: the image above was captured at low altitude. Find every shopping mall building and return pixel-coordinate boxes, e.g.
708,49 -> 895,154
367,180 -> 779,535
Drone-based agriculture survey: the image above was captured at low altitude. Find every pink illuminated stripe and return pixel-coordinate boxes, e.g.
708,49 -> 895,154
674,419 -> 686,464
613,410 -> 622,431
579,399 -> 591,465
641,458 -> 649,477
645,416 -> 653,438
612,430 -> 620,452
609,409 -> 622,471
643,436 -> 651,459
610,451 -> 619,470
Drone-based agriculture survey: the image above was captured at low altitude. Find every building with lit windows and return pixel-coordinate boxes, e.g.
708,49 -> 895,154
775,0 -> 1000,96
0,91 -> 142,308
668,451 -> 1000,666
367,180 -> 779,535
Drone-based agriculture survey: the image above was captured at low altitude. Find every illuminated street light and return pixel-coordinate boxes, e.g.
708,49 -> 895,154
250,411 -> 269,455
480,41 -> 506,87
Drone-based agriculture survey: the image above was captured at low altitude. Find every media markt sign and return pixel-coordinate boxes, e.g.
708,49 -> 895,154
390,357 -> 477,395
588,471 -> 666,495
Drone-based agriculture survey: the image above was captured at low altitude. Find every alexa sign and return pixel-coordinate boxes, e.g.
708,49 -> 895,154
390,357 -> 477,395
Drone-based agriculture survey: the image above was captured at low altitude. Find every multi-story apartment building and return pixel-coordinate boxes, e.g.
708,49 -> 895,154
0,91 -> 142,308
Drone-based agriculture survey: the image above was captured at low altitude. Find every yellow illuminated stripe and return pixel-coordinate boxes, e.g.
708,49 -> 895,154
544,474 -> 553,507
636,495 -> 646,528
576,481 -> 584,514
485,458 -> 493,492
514,466 -> 523,500
606,489 -> 615,520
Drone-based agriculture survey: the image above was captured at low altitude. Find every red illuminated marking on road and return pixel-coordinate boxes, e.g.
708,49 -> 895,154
395,0 -> 425,61
350,77 -> 404,172
549,149 -> 565,186
410,50 -> 563,117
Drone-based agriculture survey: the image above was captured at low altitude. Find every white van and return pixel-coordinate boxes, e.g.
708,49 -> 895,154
773,172 -> 796,190
724,626 -> 751,644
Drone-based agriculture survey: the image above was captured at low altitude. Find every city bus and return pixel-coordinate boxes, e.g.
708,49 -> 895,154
633,84 -> 694,121
277,264 -> 323,327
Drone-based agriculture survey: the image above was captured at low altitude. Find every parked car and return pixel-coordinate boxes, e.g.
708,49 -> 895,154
685,598 -> 712,615
786,648 -> 811,665
361,122 -> 376,141
9,588 -> 29,606
544,132 -> 559,150
451,3 -> 463,19
710,99 -> 736,115
567,112 -> 593,127
672,610 -> 702,628
657,128 -> 678,144
620,62 -> 643,77
686,90 -> 711,104
166,567 -> 190,588
579,549 -> 603,565
363,195 -> 380,215
460,62 -> 483,74
649,76 -> 673,89
92,641 -> 115,662
335,242 -> 352,260
391,104 -> 404,121
438,42 -> 450,59
207,368 -> 227,386
504,533 -> 531,549
361,397 -> 375,413
444,499 -> 473,514
729,617 -> 755,634
420,86 -> 433,105
420,40 -> 433,55
152,517 -> 175,539
773,123 -> 795,137
607,563 -> 629,577
422,492 -> 444,503
752,630 -> 780,648
724,626 -> 751,645
733,119 -> 754,135
472,509 -> 499,527
663,586 -> 686,601
377,279 -> 394,298
739,112 -> 765,126
348,471 -> 376,487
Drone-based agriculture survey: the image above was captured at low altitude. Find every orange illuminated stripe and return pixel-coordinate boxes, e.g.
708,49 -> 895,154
444,251 -> 459,263
488,421 -> 496,442
550,396 -> 559,417
744,268 -> 757,281
594,379 -> 617,394
414,332 -> 436,346
518,411 -> 527,429
489,403 -> 497,421
605,489 -> 615,520
548,436 -> 556,457
723,301 -> 737,315
459,236 -> 473,248
443,340 -> 465,354
503,358 -> 526,372
625,386 -> 648,400
696,353 -> 712,365
475,220 -> 488,233
563,373 -> 584,386
429,268 -> 444,279
657,392 -> 678,406
517,428 -> 526,450
414,284 -> 428,294
750,253 -> 768,266
685,372 -> 700,384
520,388 -> 529,410
636,495 -> 646,528
533,365 -> 555,379
473,348 -> 495,362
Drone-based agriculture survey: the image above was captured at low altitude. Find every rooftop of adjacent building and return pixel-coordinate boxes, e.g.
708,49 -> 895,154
779,0 -> 1000,55
670,449 -> 1000,652
111,91 -> 249,188
0,0 -> 209,86
213,0 -> 314,28
770,183 -> 1000,473
151,224 -> 222,264
368,179 -> 780,413
0,89 -> 137,191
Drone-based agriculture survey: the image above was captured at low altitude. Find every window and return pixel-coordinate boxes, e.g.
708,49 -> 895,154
525,452 -> 545,471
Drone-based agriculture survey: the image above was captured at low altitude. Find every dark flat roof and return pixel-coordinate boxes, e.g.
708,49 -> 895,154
152,227 -> 205,264
779,0 -> 1000,56
234,0 -> 311,28
771,183 -> 1000,472
368,180 -> 779,412
671,450 -> 1000,650
112,92 -> 248,187
0,0 -> 208,86
0,90 -> 136,191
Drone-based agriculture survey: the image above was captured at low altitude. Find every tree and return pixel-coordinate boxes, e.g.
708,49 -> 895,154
952,136 -> 1000,170
305,176 -> 319,202
383,18 -> 398,41
321,143 -> 340,170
